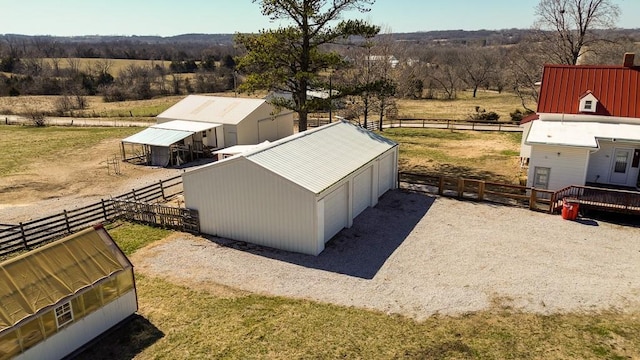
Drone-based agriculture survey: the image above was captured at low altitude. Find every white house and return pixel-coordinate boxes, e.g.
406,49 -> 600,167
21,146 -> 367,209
522,53 -> 640,191
182,120 -> 399,256
121,95 -> 294,166
0,225 -> 137,360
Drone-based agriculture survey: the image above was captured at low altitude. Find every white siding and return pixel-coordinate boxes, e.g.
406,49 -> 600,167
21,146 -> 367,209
183,158 -> 318,255
587,140 -> 615,184
322,183 -> 349,243
352,166 -> 373,217
378,149 -> 397,196
520,122 -> 532,158
18,290 -> 137,360
527,145 -> 590,190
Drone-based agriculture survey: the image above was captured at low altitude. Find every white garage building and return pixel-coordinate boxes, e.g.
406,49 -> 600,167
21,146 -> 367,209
182,120 -> 398,255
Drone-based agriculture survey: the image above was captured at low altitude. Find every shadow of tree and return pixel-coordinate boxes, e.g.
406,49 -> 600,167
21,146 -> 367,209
73,315 -> 163,360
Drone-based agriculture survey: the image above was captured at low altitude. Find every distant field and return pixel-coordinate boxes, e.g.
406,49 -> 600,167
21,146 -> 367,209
396,90 -> 532,121
0,90 -> 531,122
0,95 -> 183,117
39,58 -> 172,76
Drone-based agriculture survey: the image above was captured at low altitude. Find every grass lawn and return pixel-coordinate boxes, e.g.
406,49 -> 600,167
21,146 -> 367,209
0,125 -> 140,176
381,128 -> 525,183
76,226 -> 640,360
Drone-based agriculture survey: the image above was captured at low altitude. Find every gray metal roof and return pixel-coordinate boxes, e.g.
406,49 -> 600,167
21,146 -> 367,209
245,121 -> 397,194
157,95 -> 267,125
152,120 -> 221,132
121,127 -> 193,147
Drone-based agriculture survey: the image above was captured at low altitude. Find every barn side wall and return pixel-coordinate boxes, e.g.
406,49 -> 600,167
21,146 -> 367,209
183,158 -> 318,255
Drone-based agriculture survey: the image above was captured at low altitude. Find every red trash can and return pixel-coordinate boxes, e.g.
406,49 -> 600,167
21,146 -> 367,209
561,198 -> 579,220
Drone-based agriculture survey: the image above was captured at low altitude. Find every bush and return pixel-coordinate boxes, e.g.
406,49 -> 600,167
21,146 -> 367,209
510,108 -> 535,122
469,107 -> 500,121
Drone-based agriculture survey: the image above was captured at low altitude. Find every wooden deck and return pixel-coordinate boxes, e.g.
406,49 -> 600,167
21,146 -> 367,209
551,185 -> 640,215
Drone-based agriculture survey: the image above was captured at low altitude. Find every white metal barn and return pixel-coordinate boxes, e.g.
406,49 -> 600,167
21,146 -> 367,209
156,95 -> 294,147
121,95 -> 294,166
0,225 -> 137,359
182,120 -> 399,256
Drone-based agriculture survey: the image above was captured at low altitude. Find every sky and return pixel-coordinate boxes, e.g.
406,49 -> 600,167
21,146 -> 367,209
2,0 -> 638,37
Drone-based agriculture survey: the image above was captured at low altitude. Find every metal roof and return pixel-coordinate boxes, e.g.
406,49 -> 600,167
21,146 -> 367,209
538,64 -> 640,119
245,121 -> 397,194
157,95 -> 267,125
0,226 -> 131,331
526,120 -> 640,148
152,119 -> 221,132
121,127 -> 193,147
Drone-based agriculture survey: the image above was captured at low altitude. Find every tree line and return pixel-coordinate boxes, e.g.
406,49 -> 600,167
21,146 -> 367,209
1,0 -> 639,124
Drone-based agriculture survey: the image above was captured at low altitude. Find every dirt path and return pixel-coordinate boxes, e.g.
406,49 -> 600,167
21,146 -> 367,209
0,136 -> 183,223
131,191 -> 640,320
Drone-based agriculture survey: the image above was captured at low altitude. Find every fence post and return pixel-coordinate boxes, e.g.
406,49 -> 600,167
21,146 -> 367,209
447,120 -> 450,129
101,199 -> 109,220
529,188 -> 537,210
132,189 -> 137,201
478,181 -> 485,201
20,222 -> 28,250
438,176 -> 444,195
457,178 -> 464,198
160,180 -> 166,200
64,210 -> 71,233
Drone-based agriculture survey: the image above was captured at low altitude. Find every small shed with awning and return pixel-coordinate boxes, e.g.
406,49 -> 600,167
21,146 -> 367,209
121,120 -> 223,166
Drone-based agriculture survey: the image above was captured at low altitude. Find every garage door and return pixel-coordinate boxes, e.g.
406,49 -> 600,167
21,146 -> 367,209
352,166 -> 373,217
323,183 -> 349,243
378,153 -> 395,196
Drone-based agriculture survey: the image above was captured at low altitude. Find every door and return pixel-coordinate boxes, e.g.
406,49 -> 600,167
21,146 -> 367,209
610,148 -> 632,185
378,153 -> 395,196
352,167 -> 373,217
323,184 -> 349,243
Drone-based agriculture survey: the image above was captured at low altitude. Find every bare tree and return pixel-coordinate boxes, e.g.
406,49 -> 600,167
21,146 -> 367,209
533,0 -> 620,64
458,47 -> 497,98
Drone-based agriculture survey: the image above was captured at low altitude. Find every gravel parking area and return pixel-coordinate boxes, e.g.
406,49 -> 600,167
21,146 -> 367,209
131,190 -> 640,320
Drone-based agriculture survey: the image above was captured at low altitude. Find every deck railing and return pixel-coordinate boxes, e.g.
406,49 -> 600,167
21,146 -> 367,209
551,185 -> 640,214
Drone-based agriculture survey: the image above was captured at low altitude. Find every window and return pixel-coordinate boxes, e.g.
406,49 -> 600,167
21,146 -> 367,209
533,167 -> 550,189
579,93 -> 598,113
202,131 -> 207,138
54,302 -> 73,329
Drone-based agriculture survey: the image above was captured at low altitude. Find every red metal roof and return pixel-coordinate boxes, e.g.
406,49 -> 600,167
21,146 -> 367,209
520,113 -> 539,125
537,64 -> 640,119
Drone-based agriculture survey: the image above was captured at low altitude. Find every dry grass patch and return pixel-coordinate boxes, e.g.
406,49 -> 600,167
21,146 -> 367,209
396,91 -> 531,121
382,128 -> 524,183
77,272 -> 640,360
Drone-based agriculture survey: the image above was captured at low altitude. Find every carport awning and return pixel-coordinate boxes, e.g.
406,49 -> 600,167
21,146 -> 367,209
122,127 -> 193,147
122,120 -> 222,147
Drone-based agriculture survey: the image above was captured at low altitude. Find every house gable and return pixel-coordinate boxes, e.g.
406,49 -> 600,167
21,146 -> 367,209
579,91 -> 598,113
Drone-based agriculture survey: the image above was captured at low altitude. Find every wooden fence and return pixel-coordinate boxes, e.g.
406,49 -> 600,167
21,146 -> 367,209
399,172 -> 555,212
297,117 -> 521,132
112,200 -> 200,233
0,175 -> 185,257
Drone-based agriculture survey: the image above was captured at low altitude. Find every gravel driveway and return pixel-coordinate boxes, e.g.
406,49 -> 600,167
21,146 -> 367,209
131,190 -> 640,320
